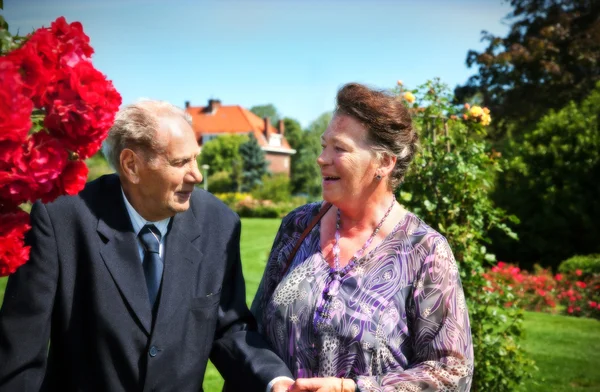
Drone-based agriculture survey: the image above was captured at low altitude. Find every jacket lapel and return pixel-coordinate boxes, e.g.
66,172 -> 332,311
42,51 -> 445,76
96,176 -> 153,335
154,203 -> 204,327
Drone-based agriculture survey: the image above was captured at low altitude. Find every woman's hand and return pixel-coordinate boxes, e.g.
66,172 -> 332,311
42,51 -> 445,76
288,377 -> 356,392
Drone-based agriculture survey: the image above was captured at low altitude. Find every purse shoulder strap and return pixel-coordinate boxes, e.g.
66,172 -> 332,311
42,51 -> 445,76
280,201 -> 332,278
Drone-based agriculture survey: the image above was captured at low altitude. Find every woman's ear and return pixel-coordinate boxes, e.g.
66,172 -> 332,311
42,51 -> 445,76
120,149 -> 141,184
377,152 -> 397,178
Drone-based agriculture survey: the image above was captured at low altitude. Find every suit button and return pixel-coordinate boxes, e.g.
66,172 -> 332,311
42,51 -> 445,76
149,345 -> 158,357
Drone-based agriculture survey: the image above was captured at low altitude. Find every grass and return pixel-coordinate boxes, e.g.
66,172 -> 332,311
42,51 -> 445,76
521,311 -> 600,391
1,218 -> 599,391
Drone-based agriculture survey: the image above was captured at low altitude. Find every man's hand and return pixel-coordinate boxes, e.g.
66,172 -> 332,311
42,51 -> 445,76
270,377 -> 295,392
288,377 -> 357,392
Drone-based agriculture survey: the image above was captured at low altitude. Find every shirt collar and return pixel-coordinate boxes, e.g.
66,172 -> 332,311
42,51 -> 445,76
121,187 -> 170,238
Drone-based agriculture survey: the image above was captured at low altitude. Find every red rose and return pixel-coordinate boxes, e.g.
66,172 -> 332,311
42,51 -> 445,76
24,28 -> 60,71
0,171 -> 35,207
576,269 -> 582,276
0,59 -> 33,143
21,132 -> 69,200
44,61 -> 121,158
44,160 -> 88,202
0,141 -> 23,171
62,160 -> 88,194
0,207 -> 31,236
5,40 -> 53,103
51,17 -> 93,67
76,139 -> 104,161
0,208 -> 31,277
575,281 -> 587,289
0,231 -> 31,276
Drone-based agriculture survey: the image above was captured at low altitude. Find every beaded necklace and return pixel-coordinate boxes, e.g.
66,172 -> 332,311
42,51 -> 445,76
332,195 -> 396,270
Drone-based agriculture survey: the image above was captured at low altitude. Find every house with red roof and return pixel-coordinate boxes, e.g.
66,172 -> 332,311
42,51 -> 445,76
185,99 -> 296,176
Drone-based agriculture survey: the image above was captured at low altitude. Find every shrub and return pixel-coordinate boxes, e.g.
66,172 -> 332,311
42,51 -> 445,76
558,254 -> 600,278
212,192 -> 251,209
556,271 -> 600,320
212,193 -> 306,218
483,261 -> 600,320
483,262 -> 558,312
206,171 -> 236,193
251,174 -> 291,203
397,79 -> 535,391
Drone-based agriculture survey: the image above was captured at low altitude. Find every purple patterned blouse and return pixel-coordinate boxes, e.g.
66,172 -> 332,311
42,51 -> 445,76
252,202 -> 474,391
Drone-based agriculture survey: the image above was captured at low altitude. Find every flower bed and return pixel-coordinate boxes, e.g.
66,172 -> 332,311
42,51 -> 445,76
484,261 -> 600,319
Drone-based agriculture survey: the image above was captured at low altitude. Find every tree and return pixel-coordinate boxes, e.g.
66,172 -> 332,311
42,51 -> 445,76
291,112 -> 332,197
198,134 -> 247,175
282,117 -> 303,148
239,133 -> 269,192
455,0 -> 600,138
281,117 -> 310,195
491,82 -> 600,270
249,104 -> 280,126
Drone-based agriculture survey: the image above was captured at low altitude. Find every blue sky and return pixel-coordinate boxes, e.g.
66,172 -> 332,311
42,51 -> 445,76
4,0 -> 511,127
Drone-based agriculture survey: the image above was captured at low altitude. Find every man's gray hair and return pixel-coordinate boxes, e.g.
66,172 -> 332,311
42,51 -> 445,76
102,100 -> 193,173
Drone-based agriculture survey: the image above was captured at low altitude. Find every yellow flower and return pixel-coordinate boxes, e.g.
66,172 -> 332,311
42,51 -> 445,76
483,107 -> 490,114
481,113 -> 492,126
469,105 -> 484,118
403,91 -> 415,104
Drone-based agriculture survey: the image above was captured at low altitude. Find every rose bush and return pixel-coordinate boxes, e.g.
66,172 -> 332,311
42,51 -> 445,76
484,261 -> 600,320
0,16 -> 121,275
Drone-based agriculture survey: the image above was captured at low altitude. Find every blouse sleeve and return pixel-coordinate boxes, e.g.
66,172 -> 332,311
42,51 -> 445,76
250,203 -> 321,334
355,237 -> 474,392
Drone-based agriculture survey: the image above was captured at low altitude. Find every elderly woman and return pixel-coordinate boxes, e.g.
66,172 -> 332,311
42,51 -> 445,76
252,83 -> 473,392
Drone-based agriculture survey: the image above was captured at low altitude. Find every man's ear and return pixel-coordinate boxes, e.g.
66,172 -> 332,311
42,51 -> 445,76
378,152 -> 397,178
120,149 -> 141,184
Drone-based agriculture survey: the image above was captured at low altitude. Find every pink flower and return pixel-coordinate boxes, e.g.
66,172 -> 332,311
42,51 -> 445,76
576,269 -> 583,276
555,273 -> 563,282
576,281 -> 587,289
536,289 -> 547,297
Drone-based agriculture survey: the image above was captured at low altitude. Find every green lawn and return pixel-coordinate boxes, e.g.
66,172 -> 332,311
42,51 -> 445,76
522,311 -> 600,391
1,218 -> 599,391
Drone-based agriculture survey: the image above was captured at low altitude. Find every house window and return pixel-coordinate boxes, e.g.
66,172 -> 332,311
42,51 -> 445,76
269,134 -> 282,147
202,134 -> 219,144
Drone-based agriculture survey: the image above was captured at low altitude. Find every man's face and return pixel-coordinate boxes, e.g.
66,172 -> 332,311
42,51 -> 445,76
135,116 -> 202,221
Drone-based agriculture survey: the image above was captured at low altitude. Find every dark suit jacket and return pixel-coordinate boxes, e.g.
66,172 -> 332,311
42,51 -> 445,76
0,174 -> 291,391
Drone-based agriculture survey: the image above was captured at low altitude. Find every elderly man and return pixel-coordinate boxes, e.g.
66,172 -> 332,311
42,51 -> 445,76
0,100 -> 293,391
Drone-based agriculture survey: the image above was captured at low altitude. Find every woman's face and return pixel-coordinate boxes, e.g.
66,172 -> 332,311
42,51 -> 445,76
317,114 -> 379,205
